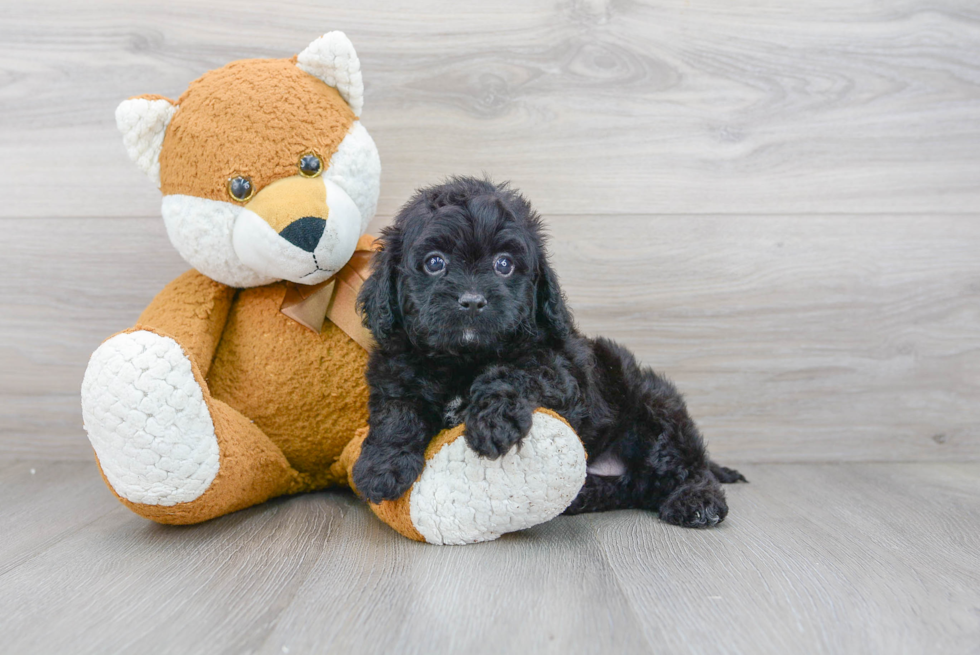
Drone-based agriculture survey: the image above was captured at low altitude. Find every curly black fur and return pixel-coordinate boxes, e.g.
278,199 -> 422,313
353,176 -> 746,528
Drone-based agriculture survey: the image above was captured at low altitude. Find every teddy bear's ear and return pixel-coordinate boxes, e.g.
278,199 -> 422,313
115,95 -> 177,188
296,31 -> 364,117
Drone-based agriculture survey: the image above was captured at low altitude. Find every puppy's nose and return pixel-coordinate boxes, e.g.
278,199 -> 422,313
458,291 -> 487,314
279,216 -> 326,253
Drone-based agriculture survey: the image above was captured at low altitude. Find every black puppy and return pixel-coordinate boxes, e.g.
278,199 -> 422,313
353,177 -> 745,528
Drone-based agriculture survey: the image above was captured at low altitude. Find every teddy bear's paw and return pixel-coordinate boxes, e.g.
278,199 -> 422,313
81,330 -> 220,506
409,409 -> 587,545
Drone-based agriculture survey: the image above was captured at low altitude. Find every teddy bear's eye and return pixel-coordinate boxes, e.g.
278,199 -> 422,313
227,176 -> 254,202
298,153 -> 323,178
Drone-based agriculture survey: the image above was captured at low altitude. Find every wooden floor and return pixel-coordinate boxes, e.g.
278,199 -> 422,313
1,460 -> 978,654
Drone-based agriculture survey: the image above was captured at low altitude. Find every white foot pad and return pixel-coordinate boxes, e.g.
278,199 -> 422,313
410,411 -> 588,545
81,330 -> 220,506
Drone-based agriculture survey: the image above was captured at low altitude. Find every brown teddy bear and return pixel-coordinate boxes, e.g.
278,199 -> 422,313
80,32 -> 588,544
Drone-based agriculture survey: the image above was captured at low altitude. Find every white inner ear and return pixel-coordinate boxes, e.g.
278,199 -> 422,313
116,98 -> 176,188
296,31 -> 364,116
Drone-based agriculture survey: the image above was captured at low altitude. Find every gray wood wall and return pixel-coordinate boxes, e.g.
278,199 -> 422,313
2,0 -> 978,462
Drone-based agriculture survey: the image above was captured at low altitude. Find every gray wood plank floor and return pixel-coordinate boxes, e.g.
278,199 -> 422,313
1,461 -> 978,654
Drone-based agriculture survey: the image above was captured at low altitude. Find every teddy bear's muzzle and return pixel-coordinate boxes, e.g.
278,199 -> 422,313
244,174 -> 331,233
231,175 -> 363,285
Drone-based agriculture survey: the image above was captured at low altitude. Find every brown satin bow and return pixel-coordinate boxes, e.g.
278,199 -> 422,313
279,236 -> 378,351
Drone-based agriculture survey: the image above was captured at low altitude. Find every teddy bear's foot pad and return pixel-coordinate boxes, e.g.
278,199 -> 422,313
409,410 -> 588,545
81,330 -> 220,506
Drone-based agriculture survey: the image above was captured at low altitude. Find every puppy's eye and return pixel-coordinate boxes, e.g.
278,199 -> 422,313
493,255 -> 514,277
227,176 -> 254,202
298,153 -> 322,178
424,253 -> 447,275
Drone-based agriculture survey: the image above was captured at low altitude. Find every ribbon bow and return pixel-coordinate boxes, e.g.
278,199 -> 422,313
279,236 -> 379,351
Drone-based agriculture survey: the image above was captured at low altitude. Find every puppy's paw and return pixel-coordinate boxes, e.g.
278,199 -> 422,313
658,478 -> 729,529
352,446 -> 425,504
462,388 -> 533,460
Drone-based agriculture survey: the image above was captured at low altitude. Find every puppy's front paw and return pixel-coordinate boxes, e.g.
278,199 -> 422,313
658,478 -> 729,528
462,390 -> 533,460
352,446 -> 425,504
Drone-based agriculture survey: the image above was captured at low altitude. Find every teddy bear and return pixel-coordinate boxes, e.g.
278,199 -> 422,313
80,32 -> 588,545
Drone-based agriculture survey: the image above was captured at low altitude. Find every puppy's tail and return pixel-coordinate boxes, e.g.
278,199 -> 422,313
709,460 -> 748,484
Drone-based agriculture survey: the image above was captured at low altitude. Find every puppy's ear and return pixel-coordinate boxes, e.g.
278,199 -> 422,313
535,256 -> 573,339
357,234 -> 401,342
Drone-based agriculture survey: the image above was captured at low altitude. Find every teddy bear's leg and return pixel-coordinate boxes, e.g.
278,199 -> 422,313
81,329 -> 304,525
339,409 -> 588,545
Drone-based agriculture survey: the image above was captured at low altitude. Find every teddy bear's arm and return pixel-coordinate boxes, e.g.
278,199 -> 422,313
134,270 -> 236,377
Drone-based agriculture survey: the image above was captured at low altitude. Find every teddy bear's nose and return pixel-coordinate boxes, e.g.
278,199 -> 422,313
279,216 -> 326,252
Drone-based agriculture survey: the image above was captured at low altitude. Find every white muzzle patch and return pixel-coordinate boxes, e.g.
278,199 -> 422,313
162,179 -> 363,288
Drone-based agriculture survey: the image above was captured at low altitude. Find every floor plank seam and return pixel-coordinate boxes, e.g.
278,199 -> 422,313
584,514 -> 660,654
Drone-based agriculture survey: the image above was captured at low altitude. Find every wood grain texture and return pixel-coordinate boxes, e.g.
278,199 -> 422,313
554,214 -> 980,462
2,215 -> 977,462
0,460 -> 115,576
1,461 -> 978,654
1,0 -> 980,218
591,462 -> 980,655
0,216 -> 188,459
